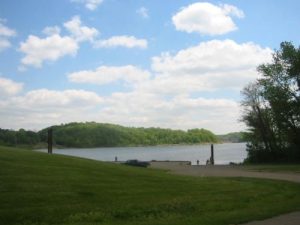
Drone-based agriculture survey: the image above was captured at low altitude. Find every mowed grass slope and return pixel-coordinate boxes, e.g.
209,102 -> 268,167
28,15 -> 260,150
1,146 -> 300,225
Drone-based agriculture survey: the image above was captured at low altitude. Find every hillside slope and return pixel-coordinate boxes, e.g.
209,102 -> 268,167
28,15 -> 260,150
1,146 -> 300,225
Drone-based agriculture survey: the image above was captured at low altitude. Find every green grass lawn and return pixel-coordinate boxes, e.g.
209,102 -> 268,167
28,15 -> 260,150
1,146 -> 300,225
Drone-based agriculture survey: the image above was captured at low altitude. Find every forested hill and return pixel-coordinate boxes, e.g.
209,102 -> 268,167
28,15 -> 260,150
39,122 -> 218,147
217,132 -> 246,143
0,122 -> 218,148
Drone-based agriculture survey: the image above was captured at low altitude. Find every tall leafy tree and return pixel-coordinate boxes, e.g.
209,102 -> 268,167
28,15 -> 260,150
242,42 -> 300,162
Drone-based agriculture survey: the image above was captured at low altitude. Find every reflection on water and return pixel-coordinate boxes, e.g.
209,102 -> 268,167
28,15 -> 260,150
38,143 -> 247,165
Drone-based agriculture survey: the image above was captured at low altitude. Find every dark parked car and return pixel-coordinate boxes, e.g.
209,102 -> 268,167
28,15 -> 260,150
124,159 -> 150,168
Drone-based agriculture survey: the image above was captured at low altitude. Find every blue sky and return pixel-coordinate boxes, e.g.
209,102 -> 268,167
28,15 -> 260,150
0,0 -> 299,134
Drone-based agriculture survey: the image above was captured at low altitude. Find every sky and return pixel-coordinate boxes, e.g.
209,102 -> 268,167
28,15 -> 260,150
0,0 -> 299,134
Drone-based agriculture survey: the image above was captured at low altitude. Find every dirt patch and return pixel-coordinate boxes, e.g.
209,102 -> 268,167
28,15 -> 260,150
241,211 -> 300,225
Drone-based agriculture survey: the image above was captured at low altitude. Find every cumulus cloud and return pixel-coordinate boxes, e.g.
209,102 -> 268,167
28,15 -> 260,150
14,89 -> 102,108
0,20 -> 16,37
0,77 -> 23,97
0,19 -> 16,51
98,91 -> 243,133
64,16 -> 99,42
147,39 -> 273,93
85,40 -> 272,133
68,65 -> 150,85
0,39 -> 11,51
222,4 -> 245,18
19,34 -> 78,68
152,39 -> 271,73
136,7 -> 149,18
94,35 -> 147,49
13,38 -> 272,133
19,15 -> 146,69
0,87 -> 244,133
0,89 -> 103,130
71,0 -> 103,11
0,85 -> 242,133
42,26 -> 61,35
64,39 -> 272,133
19,16 -> 99,68
172,2 -> 244,35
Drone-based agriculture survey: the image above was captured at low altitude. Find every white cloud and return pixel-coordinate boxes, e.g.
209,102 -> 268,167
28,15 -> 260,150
68,65 -> 150,85
98,92 -> 243,134
14,89 -> 102,108
148,39 -> 272,93
94,35 -> 147,49
152,39 -> 271,73
43,26 -> 61,35
64,16 -> 99,42
136,7 -> 149,18
0,39 -> 11,51
222,4 -> 245,18
19,16 -> 99,68
19,34 -> 78,68
89,40 -> 270,133
85,0 -> 103,10
71,0 -> 103,11
0,89 -> 103,130
0,19 -> 16,51
0,77 -> 23,97
172,2 -> 244,35
0,20 -> 16,37
65,39 -> 272,133
13,39 -> 272,133
0,86 -> 244,133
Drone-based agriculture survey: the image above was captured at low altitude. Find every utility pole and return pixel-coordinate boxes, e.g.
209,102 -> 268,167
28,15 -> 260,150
210,144 -> 214,165
48,128 -> 53,154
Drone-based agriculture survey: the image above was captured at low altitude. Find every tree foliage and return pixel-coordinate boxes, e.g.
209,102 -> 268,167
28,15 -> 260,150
241,42 -> 300,163
0,128 -> 40,146
0,122 -> 218,148
217,132 -> 247,143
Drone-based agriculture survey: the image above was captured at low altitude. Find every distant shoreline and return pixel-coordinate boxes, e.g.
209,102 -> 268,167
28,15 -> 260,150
38,142 -> 247,150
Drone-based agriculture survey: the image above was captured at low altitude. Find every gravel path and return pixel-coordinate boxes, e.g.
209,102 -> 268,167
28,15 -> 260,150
150,162 -> 300,225
241,211 -> 300,225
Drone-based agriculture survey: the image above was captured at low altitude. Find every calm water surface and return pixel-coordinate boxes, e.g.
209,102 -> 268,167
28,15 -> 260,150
39,143 -> 247,165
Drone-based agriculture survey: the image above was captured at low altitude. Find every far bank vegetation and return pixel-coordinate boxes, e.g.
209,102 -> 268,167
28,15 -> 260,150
0,122 -> 219,148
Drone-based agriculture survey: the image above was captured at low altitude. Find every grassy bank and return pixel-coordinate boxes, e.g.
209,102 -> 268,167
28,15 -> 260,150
1,146 -> 300,225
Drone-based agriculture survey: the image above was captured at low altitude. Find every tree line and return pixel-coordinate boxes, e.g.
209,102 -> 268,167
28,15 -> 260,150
0,129 -> 40,147
0,122 -> 219,148
217,132 -> 246,143
241,42 -> 300,163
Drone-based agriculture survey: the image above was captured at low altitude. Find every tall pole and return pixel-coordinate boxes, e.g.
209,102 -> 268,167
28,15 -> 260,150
210,144 -> 214,165
48,128 -> 53,154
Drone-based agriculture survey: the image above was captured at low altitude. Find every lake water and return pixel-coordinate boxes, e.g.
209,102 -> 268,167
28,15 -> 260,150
39,143 -> 247,165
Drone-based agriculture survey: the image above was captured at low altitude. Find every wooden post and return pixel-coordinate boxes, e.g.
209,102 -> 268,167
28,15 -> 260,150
210,144 -> 214,165
48,128 -> 53,154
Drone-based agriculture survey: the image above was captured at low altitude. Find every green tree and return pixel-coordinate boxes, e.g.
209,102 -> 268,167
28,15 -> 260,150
241,82 -> 280,162
242,42 -> 300,162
